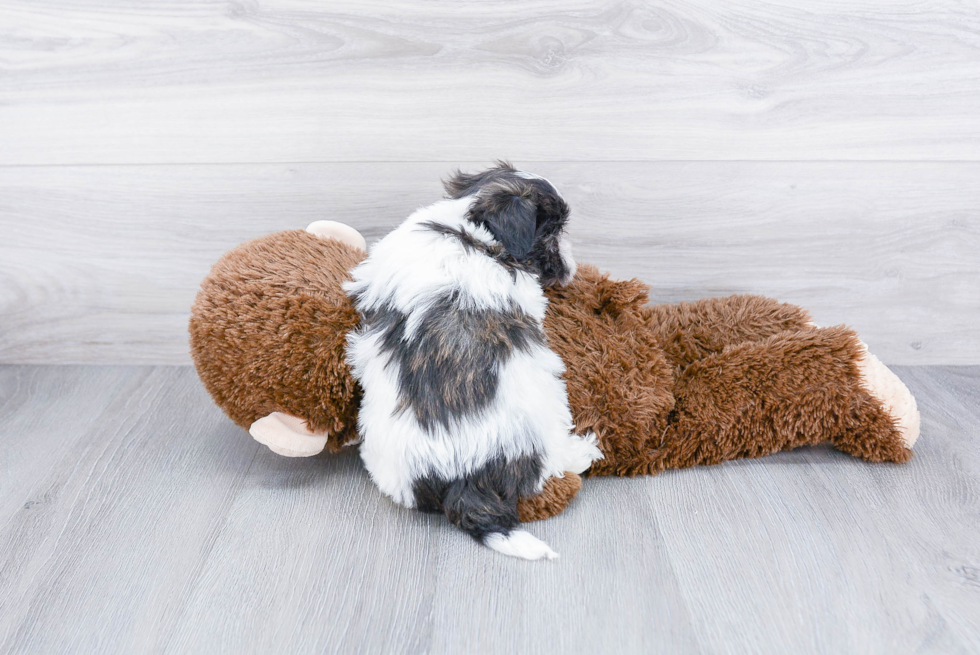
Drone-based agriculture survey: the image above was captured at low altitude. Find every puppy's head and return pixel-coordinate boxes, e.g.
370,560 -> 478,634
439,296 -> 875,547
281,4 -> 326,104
443,161 -> 576,288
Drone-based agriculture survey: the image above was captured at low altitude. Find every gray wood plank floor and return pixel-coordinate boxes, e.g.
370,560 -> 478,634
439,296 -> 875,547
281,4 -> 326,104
1,365 -> 977,654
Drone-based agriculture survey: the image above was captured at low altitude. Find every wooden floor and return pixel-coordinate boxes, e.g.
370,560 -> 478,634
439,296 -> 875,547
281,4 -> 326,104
0,364 -> 977,654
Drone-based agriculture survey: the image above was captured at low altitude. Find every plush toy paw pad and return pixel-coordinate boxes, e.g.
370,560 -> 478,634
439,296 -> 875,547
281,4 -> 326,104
856,345 -> 921,449
306,221 -> 367,252
484,530 -> 559,561
250,411 -> 330,457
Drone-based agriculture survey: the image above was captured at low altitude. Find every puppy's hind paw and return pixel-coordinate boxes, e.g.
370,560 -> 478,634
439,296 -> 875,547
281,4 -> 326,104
484,530 -> 559,561
561,431 -> 604,474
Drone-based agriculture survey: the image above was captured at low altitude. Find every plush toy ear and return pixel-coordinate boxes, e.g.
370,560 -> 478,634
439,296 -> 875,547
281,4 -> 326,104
469,182 -> 537,260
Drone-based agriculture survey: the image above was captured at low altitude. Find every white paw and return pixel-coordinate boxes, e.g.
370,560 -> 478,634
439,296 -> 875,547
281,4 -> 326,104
306,220 -> 367,252
855,344 -> 921,449
249,411 -> 330,457
484,530 -> 559,561
560,431 -> 604,474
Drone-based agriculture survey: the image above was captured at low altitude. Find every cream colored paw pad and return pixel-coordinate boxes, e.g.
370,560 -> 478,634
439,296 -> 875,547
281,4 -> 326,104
855,345 -> 921,449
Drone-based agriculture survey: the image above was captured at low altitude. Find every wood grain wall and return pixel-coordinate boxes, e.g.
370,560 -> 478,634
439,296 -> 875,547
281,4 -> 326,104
1,0 -> 978,364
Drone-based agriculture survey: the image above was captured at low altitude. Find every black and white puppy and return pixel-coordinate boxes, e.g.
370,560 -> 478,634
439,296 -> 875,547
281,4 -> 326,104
344,163 -> 603,560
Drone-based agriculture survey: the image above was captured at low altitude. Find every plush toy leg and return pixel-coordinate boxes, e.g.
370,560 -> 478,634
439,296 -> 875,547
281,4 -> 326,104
632,326 -> 914,475
306,221 -> 368,252
642,295 -> 813,370
851,343 -> 920,449
249,411 -> 331,457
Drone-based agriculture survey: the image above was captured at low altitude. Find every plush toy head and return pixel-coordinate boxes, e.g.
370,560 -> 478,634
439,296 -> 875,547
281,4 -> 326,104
189,229 -> 366,452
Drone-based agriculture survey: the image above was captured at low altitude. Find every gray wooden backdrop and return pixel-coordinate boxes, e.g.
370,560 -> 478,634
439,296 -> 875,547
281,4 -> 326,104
1,0 -> 978,365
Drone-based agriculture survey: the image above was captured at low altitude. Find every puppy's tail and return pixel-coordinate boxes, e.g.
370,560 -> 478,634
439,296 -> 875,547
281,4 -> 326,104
436,457 -> 559,561
483,530 -> 558,560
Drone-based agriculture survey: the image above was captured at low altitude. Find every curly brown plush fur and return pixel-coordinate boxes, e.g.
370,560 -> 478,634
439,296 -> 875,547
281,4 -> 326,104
190,231 -> 911,522
542,267 -> 675,477
545,272 -> 912,478
189,231 -> 364,452
517,473 -> 583,523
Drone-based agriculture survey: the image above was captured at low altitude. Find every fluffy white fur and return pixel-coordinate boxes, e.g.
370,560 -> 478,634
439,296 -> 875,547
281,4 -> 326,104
484,530 -> 559,561
344,196 -> 603,559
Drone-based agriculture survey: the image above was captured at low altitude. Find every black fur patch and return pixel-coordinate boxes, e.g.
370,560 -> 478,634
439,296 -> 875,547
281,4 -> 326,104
442,161 -> 573,287
412,453 -> 543,541
467,181 -> 538,260
359,292 -> 545,432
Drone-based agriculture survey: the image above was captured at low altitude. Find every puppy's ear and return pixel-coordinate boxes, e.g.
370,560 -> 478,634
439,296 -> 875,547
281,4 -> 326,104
468,182 -> 537,260
443,169 -> 482,199
443,160 -> 516,199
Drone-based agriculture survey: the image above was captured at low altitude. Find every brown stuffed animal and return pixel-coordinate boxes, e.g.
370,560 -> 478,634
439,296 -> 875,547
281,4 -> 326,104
189,222 -> 919,522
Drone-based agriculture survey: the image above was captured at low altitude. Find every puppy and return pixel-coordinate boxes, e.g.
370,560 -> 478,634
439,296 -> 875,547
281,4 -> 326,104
344,162 -> 603,560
